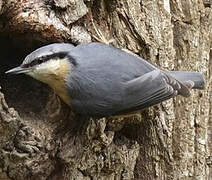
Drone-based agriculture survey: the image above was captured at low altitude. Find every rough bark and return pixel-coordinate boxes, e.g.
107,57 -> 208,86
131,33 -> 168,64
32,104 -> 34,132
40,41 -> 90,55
0,0 -> 211,180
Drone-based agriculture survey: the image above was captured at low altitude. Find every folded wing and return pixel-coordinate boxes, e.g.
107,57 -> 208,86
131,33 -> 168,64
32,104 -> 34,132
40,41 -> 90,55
117,69 -> 192,115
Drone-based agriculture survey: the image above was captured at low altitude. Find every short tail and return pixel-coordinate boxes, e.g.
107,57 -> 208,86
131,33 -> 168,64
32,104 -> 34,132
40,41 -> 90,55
168,71 -> 205,89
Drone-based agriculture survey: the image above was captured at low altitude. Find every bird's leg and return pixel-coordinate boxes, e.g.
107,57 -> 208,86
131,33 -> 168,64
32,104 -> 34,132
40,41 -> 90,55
45,91 -> 62,118
53,95 -> 62,117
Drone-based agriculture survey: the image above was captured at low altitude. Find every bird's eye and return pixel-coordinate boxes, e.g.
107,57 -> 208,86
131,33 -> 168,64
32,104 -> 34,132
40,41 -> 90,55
37,57 -> 44,64
58,53 -> 66,59
25,57 -> 45,67
22,52 -> 69,68
29,60 -> 38,67
32,59 -> 41,66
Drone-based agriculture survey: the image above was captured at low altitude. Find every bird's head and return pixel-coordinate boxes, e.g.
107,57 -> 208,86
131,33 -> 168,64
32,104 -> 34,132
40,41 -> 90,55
5,43 -> 75,84
5,43 -> 76,106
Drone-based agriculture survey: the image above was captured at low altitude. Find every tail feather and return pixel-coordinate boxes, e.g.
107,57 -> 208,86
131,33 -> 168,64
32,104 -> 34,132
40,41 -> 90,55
168,71 -> 205,89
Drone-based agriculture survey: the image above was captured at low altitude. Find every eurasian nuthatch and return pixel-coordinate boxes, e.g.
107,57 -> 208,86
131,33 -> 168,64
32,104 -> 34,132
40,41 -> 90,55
6,42 -> 205,117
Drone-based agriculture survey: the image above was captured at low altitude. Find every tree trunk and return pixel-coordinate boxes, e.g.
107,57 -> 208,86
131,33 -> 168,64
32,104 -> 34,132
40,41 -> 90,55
0,0 -> 211,179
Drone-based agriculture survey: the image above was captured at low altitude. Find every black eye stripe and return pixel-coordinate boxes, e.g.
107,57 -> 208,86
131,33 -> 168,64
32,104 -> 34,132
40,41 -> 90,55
22,52 -> 68,68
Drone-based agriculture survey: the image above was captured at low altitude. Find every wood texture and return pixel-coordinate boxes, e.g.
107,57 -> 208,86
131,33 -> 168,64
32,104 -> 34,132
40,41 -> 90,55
0,0 -> 211,179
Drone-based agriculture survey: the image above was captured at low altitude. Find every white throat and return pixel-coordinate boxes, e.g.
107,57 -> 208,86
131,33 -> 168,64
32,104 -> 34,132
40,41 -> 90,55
26,58 -> 72,106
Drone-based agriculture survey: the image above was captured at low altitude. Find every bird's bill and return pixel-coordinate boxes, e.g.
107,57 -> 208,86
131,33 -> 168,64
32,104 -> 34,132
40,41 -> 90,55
5,66 -> 30,74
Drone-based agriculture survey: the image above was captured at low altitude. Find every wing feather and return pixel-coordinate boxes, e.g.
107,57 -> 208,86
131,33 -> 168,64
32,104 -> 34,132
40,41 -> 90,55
67,43 -> 192,117
116,70 -> 179,114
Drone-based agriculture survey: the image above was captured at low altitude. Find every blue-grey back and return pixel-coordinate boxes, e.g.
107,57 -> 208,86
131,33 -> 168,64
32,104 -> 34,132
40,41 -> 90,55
65,43 -> 157,116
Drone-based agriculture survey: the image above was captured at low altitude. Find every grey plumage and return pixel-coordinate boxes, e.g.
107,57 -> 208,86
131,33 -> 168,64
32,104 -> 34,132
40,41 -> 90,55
6,42 -> 205,117
23,43 -> 75,66
65,42 -> 204,117
168,71 -> 204,89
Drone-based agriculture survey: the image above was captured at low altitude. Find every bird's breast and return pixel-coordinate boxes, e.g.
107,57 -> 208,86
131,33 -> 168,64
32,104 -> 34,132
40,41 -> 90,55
42,59 -> 72,106
51,79 -> 71,106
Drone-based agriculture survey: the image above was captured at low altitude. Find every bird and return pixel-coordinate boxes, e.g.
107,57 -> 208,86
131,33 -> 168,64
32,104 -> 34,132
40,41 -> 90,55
5,42 -> 205,117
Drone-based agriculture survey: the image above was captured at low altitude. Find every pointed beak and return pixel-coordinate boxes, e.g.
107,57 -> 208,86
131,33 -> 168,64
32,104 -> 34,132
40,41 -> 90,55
5,66 -> 30,75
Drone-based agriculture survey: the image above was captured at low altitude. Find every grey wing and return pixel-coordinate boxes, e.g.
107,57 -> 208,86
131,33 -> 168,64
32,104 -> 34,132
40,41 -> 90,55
67,43 -> 192,117
69,70 -> 192,117
116,69 -> 185,115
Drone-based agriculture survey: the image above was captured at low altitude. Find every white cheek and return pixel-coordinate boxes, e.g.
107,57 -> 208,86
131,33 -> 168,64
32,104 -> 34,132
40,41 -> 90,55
37,60 -> 60,73
26,59 -> 60,82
